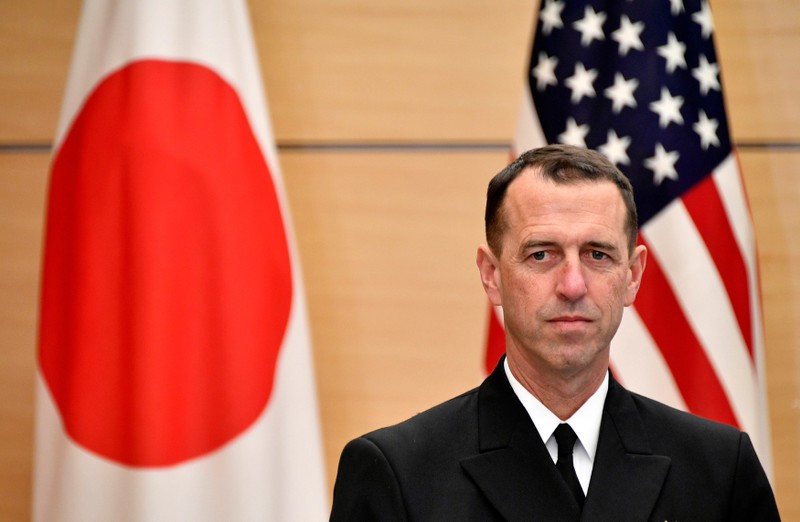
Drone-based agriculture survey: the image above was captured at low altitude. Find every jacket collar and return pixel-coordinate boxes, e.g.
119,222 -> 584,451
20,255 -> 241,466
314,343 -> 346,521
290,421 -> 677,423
460,358 -> 670,522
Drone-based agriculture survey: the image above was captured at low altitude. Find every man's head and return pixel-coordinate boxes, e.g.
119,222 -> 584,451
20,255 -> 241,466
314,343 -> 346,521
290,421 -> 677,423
485,144 -> 639,256
476,144 -> 647,385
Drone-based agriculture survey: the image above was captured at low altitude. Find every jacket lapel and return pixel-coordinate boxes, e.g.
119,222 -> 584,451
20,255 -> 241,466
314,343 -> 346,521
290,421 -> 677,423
461,363 -> 671,521
580,375 -> 671,521
460,360 -> 582,522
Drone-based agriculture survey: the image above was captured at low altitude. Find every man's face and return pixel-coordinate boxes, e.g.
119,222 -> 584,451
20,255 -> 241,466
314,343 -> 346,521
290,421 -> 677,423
477,169 -> 646,378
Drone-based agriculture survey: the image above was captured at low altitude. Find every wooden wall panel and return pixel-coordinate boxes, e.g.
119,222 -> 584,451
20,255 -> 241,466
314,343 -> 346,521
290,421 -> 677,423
280,150 -> 503,490
250,0 -> 535,141
4,0 -> 799,143
740,151 -> 800,519
715,1 -> 800,141
0,154 -> 49,522
0,0 -> 535,143
0,1 -> 79,142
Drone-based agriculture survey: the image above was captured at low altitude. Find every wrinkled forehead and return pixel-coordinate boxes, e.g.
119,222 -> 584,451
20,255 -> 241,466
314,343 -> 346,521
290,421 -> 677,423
502,170 -> 628,232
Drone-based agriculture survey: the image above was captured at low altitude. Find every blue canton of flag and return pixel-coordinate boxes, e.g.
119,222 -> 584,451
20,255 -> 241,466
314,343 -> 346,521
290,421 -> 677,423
530,0 -> 729,225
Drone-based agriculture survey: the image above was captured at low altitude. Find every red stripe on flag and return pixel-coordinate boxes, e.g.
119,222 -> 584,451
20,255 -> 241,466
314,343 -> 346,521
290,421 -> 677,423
635,237 -> 739,427
681,175 -> 754,360
484,306 -> 506,374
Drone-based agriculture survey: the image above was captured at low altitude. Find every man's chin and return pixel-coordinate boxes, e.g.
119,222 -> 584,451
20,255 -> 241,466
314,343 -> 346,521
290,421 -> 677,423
551,344 -> 608,373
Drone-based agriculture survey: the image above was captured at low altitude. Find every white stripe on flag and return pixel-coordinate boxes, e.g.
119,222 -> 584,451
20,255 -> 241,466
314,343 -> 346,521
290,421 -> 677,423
643,199 -> 759,435
612,308 -> 687,411
512,86 -> 547,154
712,155 -> 772,470
713,156 -> 758,276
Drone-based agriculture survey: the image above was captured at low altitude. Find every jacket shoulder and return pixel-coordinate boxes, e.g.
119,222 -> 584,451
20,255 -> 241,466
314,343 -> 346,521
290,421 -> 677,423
331,385 -> 490,521
361,385 -> 481,453
627,390 -> 742,441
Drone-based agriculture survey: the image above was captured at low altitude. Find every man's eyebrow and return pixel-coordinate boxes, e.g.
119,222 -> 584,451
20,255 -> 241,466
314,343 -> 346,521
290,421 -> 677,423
520,239 -> 558,250
586,240 -> 620,253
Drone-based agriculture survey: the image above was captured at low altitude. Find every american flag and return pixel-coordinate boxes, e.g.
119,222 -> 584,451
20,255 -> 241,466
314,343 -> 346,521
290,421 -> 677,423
486,0 -> 772,468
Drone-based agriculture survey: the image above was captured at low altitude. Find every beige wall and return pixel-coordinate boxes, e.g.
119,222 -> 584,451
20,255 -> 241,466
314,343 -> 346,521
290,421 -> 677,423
1,0 -> 798,520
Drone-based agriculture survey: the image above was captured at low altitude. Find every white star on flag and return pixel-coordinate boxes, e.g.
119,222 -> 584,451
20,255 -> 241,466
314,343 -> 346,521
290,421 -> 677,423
599,129 -> 632,166
539,0 -> 565,36
692,0 -> 714,39
612,15 -> 645,56
565,62 -> 598,103
694,109 -> 720,149
649,87 -> 685,128
670,0 -> 685,16
693,54 -> 721,95
558,117 -> 590,147
573,5 -> 607,47
645,143 -> 680,185
658,32 -> 688,73
604,72 -> 639,113
532,52 -> 559,91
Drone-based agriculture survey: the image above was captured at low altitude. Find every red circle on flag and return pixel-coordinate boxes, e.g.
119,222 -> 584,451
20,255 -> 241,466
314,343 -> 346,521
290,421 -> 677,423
39,60 -> 293,467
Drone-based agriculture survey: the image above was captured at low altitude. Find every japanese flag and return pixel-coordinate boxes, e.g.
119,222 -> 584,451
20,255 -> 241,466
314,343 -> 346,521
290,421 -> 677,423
33,0 -> 328,519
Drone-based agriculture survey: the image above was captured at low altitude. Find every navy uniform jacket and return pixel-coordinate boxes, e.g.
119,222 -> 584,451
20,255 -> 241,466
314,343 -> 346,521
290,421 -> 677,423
330,358 -> 780,521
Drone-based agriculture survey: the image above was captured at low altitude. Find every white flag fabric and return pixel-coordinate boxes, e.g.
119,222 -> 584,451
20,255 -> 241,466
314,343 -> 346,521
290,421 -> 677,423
33,0 -> 328,519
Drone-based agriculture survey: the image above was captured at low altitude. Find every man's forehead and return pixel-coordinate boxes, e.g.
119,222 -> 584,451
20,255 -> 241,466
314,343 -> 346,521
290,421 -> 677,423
504,168 -> 622,206
503,174 -> 627,231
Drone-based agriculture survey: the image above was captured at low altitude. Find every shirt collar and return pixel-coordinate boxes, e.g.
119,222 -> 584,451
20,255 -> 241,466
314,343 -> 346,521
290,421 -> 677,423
503,358 -> 608,462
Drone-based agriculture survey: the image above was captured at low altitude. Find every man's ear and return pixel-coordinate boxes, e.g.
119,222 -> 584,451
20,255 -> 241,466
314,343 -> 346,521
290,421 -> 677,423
624,243 -> 647,307
476,245 -> 502,306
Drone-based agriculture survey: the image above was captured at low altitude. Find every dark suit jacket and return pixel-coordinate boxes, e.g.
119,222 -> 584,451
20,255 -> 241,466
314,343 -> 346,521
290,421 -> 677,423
330,358 -> 780,521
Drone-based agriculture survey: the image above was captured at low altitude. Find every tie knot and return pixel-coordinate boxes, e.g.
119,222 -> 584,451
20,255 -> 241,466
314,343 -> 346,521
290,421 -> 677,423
554,423 -> 578,458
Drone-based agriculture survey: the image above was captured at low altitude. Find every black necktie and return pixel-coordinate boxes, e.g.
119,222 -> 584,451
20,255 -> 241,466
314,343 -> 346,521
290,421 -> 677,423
554,423 -> 585,509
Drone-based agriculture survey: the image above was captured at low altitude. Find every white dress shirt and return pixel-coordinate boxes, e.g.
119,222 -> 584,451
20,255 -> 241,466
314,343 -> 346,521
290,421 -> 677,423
504,358 -> 609,495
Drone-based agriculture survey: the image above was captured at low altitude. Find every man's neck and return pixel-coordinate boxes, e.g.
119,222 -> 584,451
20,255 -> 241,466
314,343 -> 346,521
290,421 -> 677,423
506,353 -> 608,421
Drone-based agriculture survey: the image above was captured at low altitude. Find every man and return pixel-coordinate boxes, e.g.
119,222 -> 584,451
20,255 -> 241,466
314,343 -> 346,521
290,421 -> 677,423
329,144 -> 780,521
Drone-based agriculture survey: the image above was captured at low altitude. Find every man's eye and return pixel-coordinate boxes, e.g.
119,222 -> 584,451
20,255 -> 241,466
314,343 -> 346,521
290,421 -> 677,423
531,251 -> 547,261
590,250 -> 608,260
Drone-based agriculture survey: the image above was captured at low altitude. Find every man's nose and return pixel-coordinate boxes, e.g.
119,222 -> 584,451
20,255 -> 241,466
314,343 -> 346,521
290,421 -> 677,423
555,257 -> 588,301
